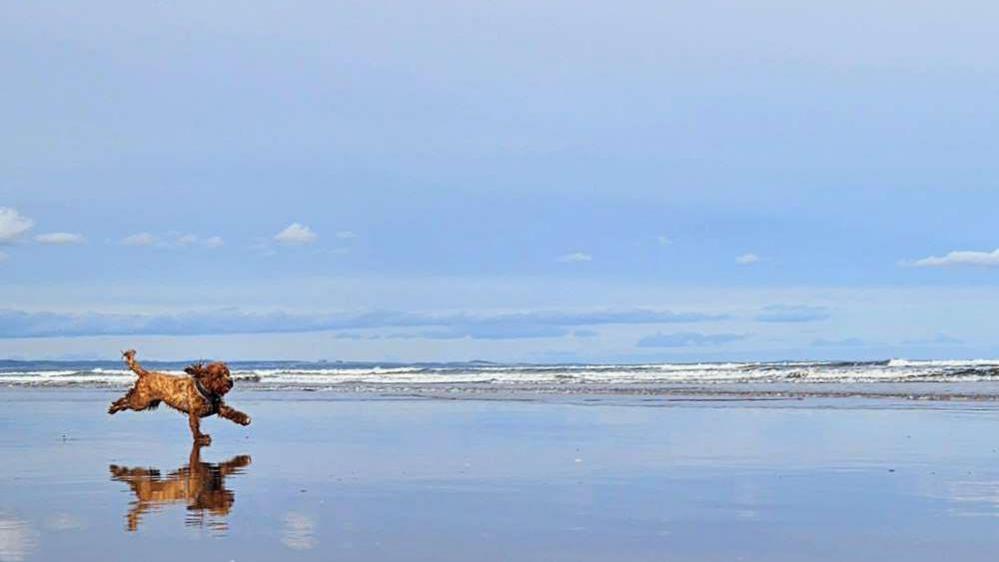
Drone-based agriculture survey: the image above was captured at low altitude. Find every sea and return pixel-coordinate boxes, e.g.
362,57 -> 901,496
6,358 -> 999,400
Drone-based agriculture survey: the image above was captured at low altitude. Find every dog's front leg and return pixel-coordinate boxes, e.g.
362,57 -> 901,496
188,411 -> 211,445
217,404 -> 252,426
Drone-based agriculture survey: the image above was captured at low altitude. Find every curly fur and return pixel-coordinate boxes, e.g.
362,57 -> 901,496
109,443 -> 251,531
108,349 -> 251,444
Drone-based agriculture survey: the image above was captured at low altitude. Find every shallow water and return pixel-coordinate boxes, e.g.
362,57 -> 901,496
3,390 -> 999,561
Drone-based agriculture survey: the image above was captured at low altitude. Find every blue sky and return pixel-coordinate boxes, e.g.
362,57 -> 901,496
3,1 -> 999,361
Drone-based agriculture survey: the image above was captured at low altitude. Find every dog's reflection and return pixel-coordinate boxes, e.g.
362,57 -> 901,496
109,443 -> 251,532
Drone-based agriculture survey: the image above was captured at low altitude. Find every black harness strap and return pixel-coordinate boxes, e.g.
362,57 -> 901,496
193,378 -> 222,414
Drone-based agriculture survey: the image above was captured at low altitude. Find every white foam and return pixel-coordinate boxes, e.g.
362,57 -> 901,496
888,358 -> 999,368
4,360 -> 999,388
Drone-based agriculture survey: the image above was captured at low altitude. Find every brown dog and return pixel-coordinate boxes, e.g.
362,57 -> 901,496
108,349 -> 251,443
109,443 -> 251,532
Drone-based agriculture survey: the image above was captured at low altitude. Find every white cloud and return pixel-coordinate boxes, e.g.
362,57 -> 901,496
335,230 -> 357,240
557,252 -> 592,263
203,236 -> 224,248
274,223 -> 317,245
121,233 -> 157,247
657,236 -> 672,246
736,253 -> 760,265
908,249 -> 999,268
120,232 -> 222,249
34,232 -> 85,245
174,234 -> 224,248
0,208 -> 33,243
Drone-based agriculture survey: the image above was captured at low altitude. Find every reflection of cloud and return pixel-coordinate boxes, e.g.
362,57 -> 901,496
0,516 -> 37,562
931,479 -> 999,517
281,512 -> 317,550
44,513 -> 84,531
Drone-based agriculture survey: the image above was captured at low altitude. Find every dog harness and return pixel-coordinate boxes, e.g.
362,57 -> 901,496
193,378 -> 223,414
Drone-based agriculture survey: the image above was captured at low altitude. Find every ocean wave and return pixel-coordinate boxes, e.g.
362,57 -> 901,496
887,358 -> 999,368
4,359 -> 999,389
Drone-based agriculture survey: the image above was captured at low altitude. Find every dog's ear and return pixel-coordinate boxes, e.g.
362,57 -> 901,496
185,363 -> 205,377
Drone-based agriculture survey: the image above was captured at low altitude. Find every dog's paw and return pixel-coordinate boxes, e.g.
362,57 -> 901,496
241,415 -> 251,426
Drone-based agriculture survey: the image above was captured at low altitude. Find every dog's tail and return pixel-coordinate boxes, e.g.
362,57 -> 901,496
122,349 -> 151,377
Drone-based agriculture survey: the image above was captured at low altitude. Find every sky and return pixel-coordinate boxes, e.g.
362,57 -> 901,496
3,1 -> 999,361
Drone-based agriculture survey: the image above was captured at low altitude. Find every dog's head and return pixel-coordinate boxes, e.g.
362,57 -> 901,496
185,361 -> 234,396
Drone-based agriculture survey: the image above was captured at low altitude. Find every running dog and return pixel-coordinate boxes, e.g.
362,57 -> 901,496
108,349 -> 251,444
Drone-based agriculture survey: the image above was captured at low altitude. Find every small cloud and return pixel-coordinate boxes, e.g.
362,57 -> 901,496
736,253 -> 760,265
572,329 -> 599,338
657,236 -> 672,246
121,233 -> 157,247
906,249 -> 999,268
0,208 -> 34,243
637,332 -> 745,348
557,252 -> 592,263
281,512 -> 317,550
176,233 -> 198,246
335,231 -> 357,240
203,236 -> 224,248
755,305 -> 830,323
812,337 -> 867,347
174,234 -> 223,248
34,232 -> 85,245
274,223 -> 317,245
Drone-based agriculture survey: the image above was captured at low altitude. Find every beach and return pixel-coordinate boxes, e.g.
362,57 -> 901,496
4,388 -> 999,561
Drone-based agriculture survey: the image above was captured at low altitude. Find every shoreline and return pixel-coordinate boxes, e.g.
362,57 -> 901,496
9,382 -> 999,403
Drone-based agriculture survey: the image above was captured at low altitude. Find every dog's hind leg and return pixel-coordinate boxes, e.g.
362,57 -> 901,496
108,388 -> 156,415
108,390 -> 135,414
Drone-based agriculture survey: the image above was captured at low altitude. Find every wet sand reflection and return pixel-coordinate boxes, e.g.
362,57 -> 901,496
109,444 -> 250,533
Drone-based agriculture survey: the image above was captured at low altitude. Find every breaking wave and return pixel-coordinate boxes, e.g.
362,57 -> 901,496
4,359 -> 999,392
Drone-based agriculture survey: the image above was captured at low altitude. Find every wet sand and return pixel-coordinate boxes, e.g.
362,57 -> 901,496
3,389 -> 999,561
